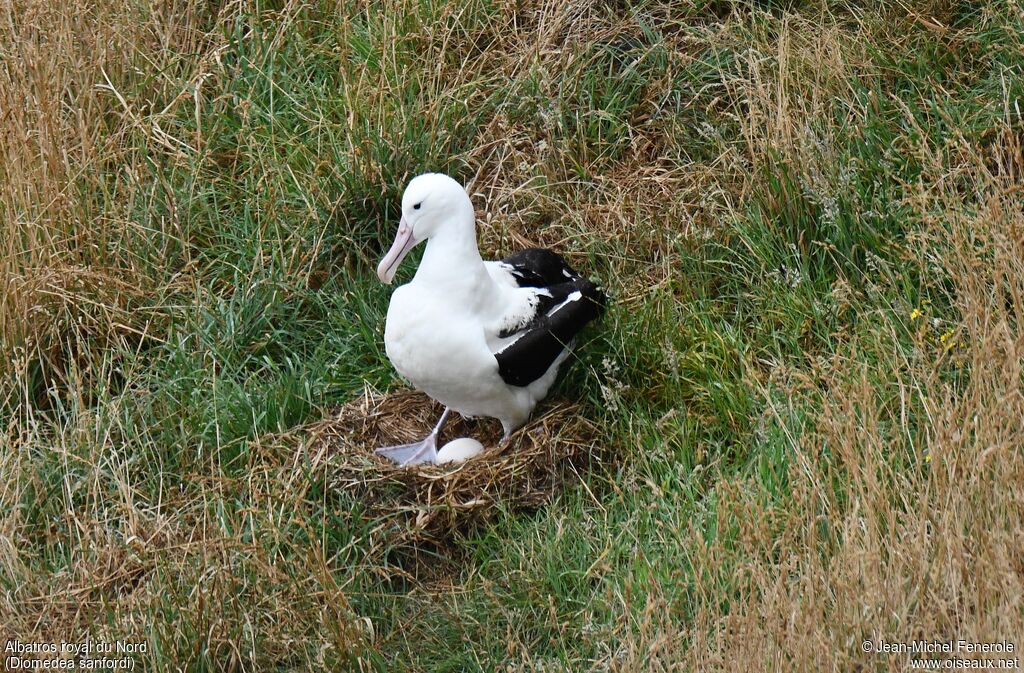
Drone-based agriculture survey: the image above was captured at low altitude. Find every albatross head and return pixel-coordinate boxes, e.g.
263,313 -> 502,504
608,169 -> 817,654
376,173 -> 475,284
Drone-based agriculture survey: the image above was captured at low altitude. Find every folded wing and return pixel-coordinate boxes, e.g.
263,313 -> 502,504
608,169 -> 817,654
492,249 -> 605,387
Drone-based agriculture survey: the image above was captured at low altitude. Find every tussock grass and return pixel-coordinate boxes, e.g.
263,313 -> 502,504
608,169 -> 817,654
2,0 -> 1022,670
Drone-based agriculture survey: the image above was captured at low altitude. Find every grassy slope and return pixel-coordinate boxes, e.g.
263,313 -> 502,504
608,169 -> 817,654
2,0 -> 1022,670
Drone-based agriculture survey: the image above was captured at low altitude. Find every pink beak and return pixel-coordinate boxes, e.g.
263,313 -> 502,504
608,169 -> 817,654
376,216 -> 416,284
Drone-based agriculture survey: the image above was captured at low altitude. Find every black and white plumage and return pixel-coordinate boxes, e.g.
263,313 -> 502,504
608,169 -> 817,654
373,173 -> 605,465
491,248 -> 605,387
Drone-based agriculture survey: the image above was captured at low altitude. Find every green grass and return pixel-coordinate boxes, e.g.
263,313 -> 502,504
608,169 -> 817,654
3,0 -> 1023,670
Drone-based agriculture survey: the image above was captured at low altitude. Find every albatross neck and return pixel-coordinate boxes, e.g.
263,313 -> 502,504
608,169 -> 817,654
413,214 -> 491,292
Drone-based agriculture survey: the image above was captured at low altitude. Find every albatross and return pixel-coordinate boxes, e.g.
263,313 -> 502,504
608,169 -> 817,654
374,173 -> 605,465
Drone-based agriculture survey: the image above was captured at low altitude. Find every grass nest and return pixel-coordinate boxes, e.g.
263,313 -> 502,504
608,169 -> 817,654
304,386 -> 600,564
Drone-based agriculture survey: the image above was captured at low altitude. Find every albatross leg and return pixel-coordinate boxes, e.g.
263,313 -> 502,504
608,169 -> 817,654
375,407 -> 451,465
498,418 -> 519,447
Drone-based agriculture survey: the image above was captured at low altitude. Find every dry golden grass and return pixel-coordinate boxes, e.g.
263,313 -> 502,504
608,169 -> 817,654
0,0 -> 214,398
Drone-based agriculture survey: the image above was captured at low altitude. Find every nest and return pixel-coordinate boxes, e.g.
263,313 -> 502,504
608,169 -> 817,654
302,387 -> 599,568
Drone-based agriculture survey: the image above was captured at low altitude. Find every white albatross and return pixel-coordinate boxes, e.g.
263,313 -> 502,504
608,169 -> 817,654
374,173 -> 605,465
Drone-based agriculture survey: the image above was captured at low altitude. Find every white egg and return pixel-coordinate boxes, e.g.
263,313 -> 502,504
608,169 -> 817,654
435,437 -> 485,464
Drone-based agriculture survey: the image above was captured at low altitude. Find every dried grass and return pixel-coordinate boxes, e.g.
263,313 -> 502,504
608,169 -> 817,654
297,387 -> 599,567
0,0 -> 214,393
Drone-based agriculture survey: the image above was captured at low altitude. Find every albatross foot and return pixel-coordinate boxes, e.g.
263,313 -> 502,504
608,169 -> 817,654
375,407 -> 452,466
375,434 -> 439,466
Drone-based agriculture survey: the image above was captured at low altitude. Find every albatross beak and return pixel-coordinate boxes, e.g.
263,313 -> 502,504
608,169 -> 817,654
377,216 -> 416,284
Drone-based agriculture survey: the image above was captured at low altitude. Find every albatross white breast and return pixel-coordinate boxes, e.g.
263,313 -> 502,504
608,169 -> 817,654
374,173 -> 605,465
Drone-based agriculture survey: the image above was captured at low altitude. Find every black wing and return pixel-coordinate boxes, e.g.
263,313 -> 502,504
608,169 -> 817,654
494,277 -> 605,388
499,248 -> 579,288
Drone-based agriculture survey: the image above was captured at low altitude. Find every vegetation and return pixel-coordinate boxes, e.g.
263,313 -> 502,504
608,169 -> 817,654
2,0 -> 1022,670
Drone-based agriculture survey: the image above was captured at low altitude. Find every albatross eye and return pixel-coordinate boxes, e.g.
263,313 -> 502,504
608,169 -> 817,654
413,202 -> 422,210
